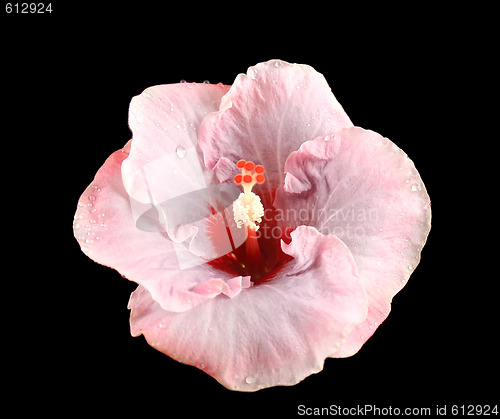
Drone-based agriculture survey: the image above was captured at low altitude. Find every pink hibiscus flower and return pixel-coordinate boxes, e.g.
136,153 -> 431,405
73,59 -> 431,391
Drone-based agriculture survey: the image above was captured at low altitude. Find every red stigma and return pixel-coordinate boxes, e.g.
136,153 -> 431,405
234,159 -> 266,188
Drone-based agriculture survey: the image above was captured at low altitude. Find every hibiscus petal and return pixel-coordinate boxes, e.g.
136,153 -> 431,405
119,82 -> 249,269
198,59 -> 353,194
73,142 -> 251,312
274,127 -> 431,357
128,226 -> 367,391
122,82 -> 230,204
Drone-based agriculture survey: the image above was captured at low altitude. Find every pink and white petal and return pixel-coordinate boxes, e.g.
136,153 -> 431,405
73,143 -> 250,313
128,226 -> 367,391
120,83 -> 248,265
122,82 -> 230,204
274,127 -> 431,357
198,59 -> 353,193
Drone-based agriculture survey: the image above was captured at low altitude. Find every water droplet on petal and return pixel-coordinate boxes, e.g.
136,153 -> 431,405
88,195 -> 96,201
248,67 -> 258,79
408,264 -> 414,270
245,376 -> 255,384
203,80 -> 210,84
180,79 -> 187,83
176,146 -> 186,159
411,184 -> 422,192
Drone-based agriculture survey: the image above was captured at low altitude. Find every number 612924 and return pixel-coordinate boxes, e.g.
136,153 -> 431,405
5,3 -> 52,13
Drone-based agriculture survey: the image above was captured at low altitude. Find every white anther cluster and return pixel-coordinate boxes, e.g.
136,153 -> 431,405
233,192 -> 264,231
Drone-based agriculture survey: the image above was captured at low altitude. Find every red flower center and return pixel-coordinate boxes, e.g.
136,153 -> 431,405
207,190 -> 294,285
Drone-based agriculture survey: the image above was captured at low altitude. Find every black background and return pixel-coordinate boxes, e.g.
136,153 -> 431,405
3,3 -> 495,416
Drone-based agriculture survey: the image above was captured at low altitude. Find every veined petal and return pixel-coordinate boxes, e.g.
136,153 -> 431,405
274,127 -> 431,357
198,59 -> 353,194
122,82 -> 230,204
73,142 -> 250,313
128,226 -> 367,391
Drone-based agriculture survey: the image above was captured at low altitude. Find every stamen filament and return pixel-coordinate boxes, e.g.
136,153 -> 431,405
232,159 -> 267,267
245,227 -> 262,267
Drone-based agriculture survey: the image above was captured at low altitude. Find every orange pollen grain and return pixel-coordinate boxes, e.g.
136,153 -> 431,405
244,161 -> 255,171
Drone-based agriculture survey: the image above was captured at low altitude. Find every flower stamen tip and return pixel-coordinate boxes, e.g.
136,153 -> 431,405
233,160 -> 266,190
233,160 -> 266,230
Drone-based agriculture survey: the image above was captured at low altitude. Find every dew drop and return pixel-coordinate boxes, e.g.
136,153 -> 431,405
411,184 -> 422,192
274,61 -> 281,67
203,80 -> 210,84
73,223 -> 80,230
408,264 -> 414,270
245,376 -> 255,384
176,146 -> 186,159
180,79 -> 187,83
88,195 -> 96,201
248,67 -> 258,79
